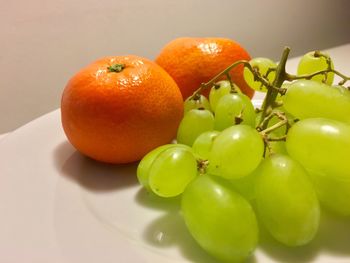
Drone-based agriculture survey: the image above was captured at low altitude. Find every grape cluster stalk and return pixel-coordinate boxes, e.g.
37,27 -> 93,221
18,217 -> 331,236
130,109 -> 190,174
136,47 -> 350,263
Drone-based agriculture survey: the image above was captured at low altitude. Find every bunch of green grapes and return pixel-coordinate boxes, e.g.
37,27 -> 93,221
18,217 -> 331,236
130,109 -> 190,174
137,50 -> 350,263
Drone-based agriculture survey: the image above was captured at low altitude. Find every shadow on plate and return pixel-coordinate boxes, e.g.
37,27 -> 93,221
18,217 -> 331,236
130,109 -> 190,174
142,211 -> 256,263
53,141 -> 138,192
136,189 -> 256,263
138,193 -> 350,263
135,188 -> 182,212
258,208 -> 350,263
315,210 -> 350,256
53,141 -> 350,262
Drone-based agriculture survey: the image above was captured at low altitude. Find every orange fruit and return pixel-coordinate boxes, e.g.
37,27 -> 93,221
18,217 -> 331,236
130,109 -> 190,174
155,37 -> 254,99
61,55 -> 184,164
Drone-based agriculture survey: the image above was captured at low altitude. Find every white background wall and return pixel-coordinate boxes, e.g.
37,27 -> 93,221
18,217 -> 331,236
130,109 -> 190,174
1,0 -> 349,133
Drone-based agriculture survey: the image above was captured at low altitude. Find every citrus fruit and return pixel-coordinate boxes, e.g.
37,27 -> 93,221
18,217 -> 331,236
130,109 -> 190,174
61,55 -> 184,164
155,37 -> 254,99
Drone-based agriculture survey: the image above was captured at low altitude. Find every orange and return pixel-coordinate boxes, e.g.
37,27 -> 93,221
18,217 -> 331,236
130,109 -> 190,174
61,55 -> 184,164
155,37 -> 254,99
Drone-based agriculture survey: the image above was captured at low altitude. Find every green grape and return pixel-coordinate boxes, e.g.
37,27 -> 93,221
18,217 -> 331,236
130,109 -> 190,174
243,57 -> 277,92
192,130 -> 220,160
255,154 -> 320,246
184,95 -> 211,113
286,118 -> 350,216
177,109 -> 214,146
332,84 -> 349,94
181,174 -> 258,263
286,118 -> 350,181
297,51 -> 334,85
255,111 -> 288,155
208,125 -> 264,179
283,79 -> 350,124
214,93 -> 256,131
137,144 -> 190,190
209,80 -> 240,111
149,147 -> 197,197
137,144 -> 175,190
309,170 -> 350,216
281,82 -> 291,89
230,168 -> 259,201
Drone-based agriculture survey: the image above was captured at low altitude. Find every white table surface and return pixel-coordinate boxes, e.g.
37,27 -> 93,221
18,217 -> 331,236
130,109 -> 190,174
0,133 -> 9,141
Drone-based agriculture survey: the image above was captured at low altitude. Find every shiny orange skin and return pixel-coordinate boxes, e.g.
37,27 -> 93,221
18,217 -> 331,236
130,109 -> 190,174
61,55 -> 184,164
155,37 -> 254,99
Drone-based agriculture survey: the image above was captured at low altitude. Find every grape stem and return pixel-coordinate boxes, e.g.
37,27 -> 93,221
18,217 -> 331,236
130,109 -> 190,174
315,51 -> 331,83
286,69 -> 350,85
189,46 -> 349,134
257,110 -> 286,132
197,159 -> 209,175
285,50 -> 350,85
225,73 -> 235,91
260,118 -> 288,157
188,60 -> 285,101
268,135 -> 287,142
190,47 -> 350,103
260,119 -> 288,135
265,67 -> 277,79
189,61 -> 247,100
234,107 -> 245,125
258,47 -> 290,128
258,111 -> 288,155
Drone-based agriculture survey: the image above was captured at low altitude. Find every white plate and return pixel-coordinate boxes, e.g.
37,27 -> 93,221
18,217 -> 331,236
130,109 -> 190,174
1,103 -> 350,263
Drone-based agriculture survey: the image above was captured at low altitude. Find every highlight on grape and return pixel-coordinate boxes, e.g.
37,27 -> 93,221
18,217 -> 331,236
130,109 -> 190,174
137,47 -> 350,263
